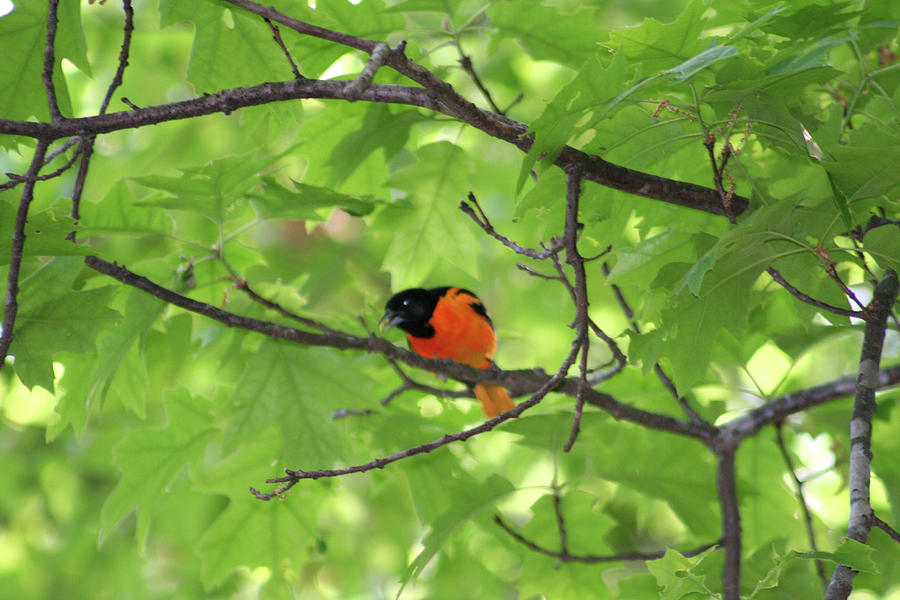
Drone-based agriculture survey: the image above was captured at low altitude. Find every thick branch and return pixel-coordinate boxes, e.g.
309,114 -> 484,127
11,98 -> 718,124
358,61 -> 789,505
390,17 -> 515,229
717,363 -> 900,449
826,269 -> 899,600
2,15 -> 748,222
717,449 -> 741,600
84,255 -> 715,442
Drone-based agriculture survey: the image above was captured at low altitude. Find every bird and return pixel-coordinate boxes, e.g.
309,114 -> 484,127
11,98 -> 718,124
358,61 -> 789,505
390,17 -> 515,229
380,286 -> 514,418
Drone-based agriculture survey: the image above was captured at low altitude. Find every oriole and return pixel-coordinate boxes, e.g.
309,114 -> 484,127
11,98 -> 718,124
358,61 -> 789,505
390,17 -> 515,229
380,287 -> 514,418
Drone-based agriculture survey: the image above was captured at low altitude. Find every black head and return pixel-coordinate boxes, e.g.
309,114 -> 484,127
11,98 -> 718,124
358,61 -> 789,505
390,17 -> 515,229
380,287 -> 446,338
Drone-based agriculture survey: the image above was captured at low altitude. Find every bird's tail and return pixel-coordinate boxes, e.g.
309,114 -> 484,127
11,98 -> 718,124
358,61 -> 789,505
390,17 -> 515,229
474,383 -> 514,418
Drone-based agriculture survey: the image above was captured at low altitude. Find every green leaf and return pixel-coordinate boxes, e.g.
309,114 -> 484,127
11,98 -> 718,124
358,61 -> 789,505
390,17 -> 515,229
49,288 -> 166,439
0,202 -> 88,265
219,343 -> 347,466
13,257 -> 121,391
160,0 -> 294,91
250,177 -> 378,220
665,42 -> 738,82
821,127 -> 900,220
132,154 -> 268,224
607,0 -> 710,72
193,421 -> 318,588
790,538 -> 877,573
586,425 -> 719,538
100,390 -> 216,546
635,201 -> 800,391
401,474 -> 514,593
606,230 -> 696,288
79,180 -> 174,238
646,547 -> 719,599
488,2 -> 598,69
0,0 -> 87,124
380,141 -> 480,288
763,2 -> 863,39
197,494 -> 313,590
324,105 -> 423,186
516,50 -> 629,195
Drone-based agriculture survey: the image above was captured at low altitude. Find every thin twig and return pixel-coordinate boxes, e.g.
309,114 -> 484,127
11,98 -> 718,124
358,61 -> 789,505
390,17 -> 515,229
703,134 -> 735,223
1,141 -> 83,191
552,484 -> 568,555
562,167 -> 589,453
494,514 -> 721,564
516,263 -> 561,280
42,0 -> 63,122
826,269 -> 899,600
774,421 -> 827,587
461,193 -> 564,259
71,0 -> 135,233
263,17 -> 303,80
380,358 -> 470,406
873,514 -> 900,544
459,54 -> 503,114
99,0 -> 135,116
767,267 -> 863,319
232,277 -> 340,334
250,334 -> 584,499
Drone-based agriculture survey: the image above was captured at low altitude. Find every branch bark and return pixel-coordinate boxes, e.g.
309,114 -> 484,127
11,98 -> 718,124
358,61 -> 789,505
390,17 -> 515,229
825,269 -> 899,600
0,141 -> 51,366
717,449 -> 742,600
82,255 -> 714,442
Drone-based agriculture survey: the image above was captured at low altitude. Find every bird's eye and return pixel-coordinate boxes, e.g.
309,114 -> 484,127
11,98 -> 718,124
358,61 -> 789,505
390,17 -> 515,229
402,299 -> 410,306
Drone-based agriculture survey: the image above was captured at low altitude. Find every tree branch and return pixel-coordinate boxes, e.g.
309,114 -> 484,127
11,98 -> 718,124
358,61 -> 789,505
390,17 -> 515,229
826,268 -> 899,600
494,514 -> 720,564
718,362 -> 900,448
460,192 -> 564,259
72,0 -> 135,231
873,514 -> 900,544
263,17 -> 303,80
774,421 -> 827,587
767,267 -> 863,319
562,167 -> 590,453
0,141 -> 51,367
459,54 -> 503,114
250,334 -> 584,499
1,2 -> 750,220
717,449 -> 741,600
344,41 -> 392,101
42,0 -> 63,122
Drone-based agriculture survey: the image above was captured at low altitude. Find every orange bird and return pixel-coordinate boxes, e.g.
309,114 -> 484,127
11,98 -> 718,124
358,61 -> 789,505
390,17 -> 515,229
380,287 -> 514,418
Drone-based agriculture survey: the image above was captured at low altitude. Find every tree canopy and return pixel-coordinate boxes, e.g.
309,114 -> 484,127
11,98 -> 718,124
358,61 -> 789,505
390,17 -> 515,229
1,0 -> 899,599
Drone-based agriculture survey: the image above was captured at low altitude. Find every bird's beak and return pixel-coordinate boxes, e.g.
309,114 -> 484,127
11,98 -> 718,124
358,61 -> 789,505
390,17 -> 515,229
379,310 -> 403,332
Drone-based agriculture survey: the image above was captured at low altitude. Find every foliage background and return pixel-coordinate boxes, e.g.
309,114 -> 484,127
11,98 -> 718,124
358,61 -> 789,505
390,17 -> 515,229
1,0 -> 900,598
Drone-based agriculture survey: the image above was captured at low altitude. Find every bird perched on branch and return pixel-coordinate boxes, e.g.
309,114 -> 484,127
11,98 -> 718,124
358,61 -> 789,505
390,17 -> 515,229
380,287 -> 514,418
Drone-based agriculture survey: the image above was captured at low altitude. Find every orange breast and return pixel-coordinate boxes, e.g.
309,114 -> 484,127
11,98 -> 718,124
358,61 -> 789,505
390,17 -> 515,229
407,288 -> 496,369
